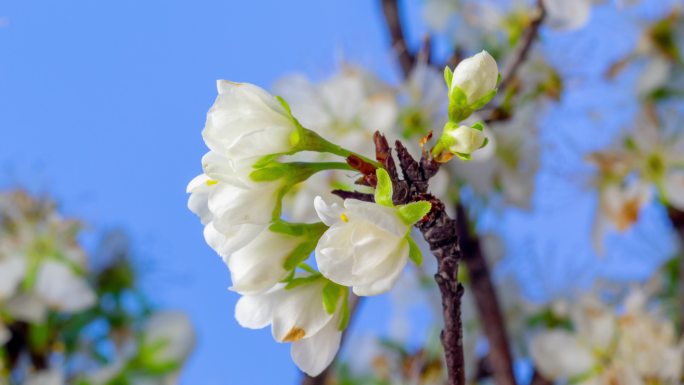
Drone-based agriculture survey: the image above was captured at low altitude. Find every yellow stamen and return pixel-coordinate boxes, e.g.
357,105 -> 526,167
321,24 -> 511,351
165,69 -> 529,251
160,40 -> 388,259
340,213 -> 349,223
206,179 -> 218,186
283,327 -> 306,342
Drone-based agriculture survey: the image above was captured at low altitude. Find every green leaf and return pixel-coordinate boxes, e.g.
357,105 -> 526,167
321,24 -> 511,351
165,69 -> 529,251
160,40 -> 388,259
407,236 -> 423,266
471,122 -> 485,131
285,274 -> 322,290
479,137 -> 489,149
283,242 -> 316,271
337,290 -> 351,331
397,201 -> 431,225
322,281 -> 344,314
374,168 -> 394,207
443,66 -> 453,88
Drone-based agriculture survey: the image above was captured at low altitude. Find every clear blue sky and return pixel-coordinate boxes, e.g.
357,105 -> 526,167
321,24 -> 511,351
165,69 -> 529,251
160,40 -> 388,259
0,1 -> 407,384
0,1 -> 677,384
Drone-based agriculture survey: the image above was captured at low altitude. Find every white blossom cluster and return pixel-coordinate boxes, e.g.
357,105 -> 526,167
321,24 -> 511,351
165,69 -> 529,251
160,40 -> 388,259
531,289 -> 684,385
0,191 -> 195,385
187,52 -> 501,375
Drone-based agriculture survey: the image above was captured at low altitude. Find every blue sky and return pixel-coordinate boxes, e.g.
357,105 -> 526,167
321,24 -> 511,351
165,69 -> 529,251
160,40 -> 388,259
0,1 -> 406,384
0,0 -> 679,384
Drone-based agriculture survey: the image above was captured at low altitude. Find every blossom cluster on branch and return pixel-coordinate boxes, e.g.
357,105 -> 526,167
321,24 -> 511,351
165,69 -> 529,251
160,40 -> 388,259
0,191 -> 195,385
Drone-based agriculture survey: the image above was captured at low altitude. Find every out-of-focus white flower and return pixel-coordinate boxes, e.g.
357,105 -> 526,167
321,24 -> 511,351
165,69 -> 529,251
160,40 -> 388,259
273,66 -> 397,155
543,0 -> 592,31
450,105 -> 539,208
592,182 -> 651,255
0,257 -> 25,300
142,311 -> 196,367
25,370 -> 64,385
397,63 -> 447,141
33,260 -> 95,312
314,197 -> 414,296
0,191 -> 96,321
449,51 -> 499,108
531,289 -> 683,385
664,170 -> 684,210
203,80 -> 297,164
235,280 -> 344,376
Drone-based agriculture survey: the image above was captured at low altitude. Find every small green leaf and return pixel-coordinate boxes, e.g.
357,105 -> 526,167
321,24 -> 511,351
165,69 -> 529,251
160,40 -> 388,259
374,168 -> 394,207
275,95 -> 293,115
397,201 -> 431,225
455,152 -> 472,160
479,137 -> 489,149
443,66 -> 453,88
337,290 -> 351,331
471,122 -> 485,131
284,274 -> 322,290
322,281 -> 344,314
407,236 -> 423,266
283,242 -> 316,271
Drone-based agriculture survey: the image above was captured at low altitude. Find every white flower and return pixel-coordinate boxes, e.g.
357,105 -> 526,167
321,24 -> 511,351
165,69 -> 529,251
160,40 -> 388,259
0,256 -> 25,300
542,0 -> 592,31
531,289 -> 683,385
227,229 -> 304,295
314,197 -> 413,296
33,260 -> 96,313
445,124 -> 487,155
592,182 -> 651,254
235,280 -> 344,376
142,311 -> 195,367
202,80 -> 296,164
449,50 -> 499,105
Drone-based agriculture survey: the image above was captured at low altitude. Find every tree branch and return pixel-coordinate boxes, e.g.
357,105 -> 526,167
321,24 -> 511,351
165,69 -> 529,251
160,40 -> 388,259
456,204 -> 517,385
485,0 -> 546,124
380,0 -> 415,77
667,207 -> 684,328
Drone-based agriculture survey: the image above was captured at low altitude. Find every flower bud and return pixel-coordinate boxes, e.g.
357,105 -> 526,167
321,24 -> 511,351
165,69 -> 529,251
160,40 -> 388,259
432,121 -> 488,162
445,51 -> 499,121
450,51 -> 498,103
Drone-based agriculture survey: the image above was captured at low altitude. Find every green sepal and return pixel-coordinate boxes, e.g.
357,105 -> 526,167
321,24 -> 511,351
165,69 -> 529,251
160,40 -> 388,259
374,168 -> 394,207
397,201 -> 432,225
471,122 -> 485,131
337,290 -> 351,331
470,89 -> 497,110
407,236 -> 423,266
480,137 -> 489,149
443,66 -> 453,89
284,273 -> 322,290
269,221 -> 327,271
449,85 -> 468,108
455,152 -> 472,161
322,281 -> 344,315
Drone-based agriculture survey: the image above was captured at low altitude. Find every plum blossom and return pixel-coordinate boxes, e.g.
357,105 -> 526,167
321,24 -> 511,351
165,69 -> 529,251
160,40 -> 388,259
235,280 -> 345,376
448,51 -> 499,110
531,289 -> 683,385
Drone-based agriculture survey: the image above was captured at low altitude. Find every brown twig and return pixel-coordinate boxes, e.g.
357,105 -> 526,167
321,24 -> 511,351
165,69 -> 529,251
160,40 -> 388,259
667,207 -> 684,328
380,0 -> 415,77
456,204 -> 517,385
301,294 -> 362,385
485,0 -> 546,124
498,0 -> 546,92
